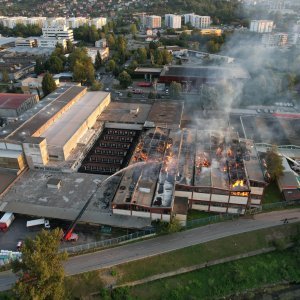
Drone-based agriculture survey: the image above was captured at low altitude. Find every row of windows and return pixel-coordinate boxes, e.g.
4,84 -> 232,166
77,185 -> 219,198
103,135 -> 133,142
89,157 -> 123,164
99,142 -> 130,149
83,165 -> 119,172
94,149 -> 127,156
107,129 -> 136,136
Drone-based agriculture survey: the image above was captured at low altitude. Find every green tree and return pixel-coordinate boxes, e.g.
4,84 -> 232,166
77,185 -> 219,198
48,56 -> 64,74
107,33 -> 116,49
94,50 -> 103,70
169,81 -> 182,99
161,49 -> 173,65
2,69 -> 10,83
265,145 -> 284,181
118,71 -> 132,88
153,49 -> 163,65
12,229 -> 67,300
66,40 -> 74,53
42,72 -> 57,96
73,61 -> 95,85
90,80 -> 103,91
130,23 -> 138,36
34,58 -> 45,75
106,59 -> 116,72
135,47 -> 147,64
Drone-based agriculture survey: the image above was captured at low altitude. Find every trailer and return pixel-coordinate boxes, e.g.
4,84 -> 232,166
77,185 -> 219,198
0,213 -> 15,231
26,218 -> 50,229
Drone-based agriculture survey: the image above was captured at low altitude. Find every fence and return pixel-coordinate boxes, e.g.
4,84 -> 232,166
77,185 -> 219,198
61,199 -> 300,254
261,199 -> 300,212
185,213 -> 239,228
61,228 -> 155,254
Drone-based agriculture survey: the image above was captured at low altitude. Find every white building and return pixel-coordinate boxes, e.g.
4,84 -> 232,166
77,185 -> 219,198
37,38 -> 67,49
67,17 -> 88,28
262,33 -> 288,47
44,17 -> 67,27
250,20 -> 274,33
15,38 -> 37,48
87,47 -> 110,63
184,14 -> 211,28
0,17 -> 28,29
89,17 -> 107,29
145,15 -> 161,29
165,14 -> 182,29
26,17 -> 47,27
95,38 -> 107,48
42,26 -> 74,42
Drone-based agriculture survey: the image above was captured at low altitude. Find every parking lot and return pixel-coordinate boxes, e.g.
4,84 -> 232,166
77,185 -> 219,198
0,214 -> 128,251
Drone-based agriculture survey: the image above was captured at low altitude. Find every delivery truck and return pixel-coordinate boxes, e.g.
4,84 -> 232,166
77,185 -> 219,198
26,218 -> 50,230
0,212 -> 15,231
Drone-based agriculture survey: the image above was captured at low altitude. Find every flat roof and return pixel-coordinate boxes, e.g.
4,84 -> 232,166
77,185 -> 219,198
1,86 -> 86,143
0,93 -> 35,110
134,67 -> 162,74
0,169 -> 18,195
0,170 -> 150,228
98,102 -> 151,124
147,101 -> 183,128
41,91 -> 109,147
160,65 -> 250,79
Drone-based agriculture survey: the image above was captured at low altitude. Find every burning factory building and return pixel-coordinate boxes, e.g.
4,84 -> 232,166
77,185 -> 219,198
174,130 -> 266,215
112,127 -> 266,224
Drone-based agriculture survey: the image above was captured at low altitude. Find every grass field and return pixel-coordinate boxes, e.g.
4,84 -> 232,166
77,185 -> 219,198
187,210 -> 217,221
129,247 -> 300,300
64,222 -> 300,299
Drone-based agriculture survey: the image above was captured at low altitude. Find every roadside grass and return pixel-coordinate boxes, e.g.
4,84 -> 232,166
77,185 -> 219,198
112,223 -> 299,285
262,181 -> 282,204
129,247 -> 300,300
187,210 -> 217,221
64,222 -> 300,298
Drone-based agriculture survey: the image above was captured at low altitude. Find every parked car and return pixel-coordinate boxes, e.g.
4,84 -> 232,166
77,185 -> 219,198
17,240 -> 23,251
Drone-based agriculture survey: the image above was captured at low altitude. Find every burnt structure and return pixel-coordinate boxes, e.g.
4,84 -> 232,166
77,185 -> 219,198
79,128 -> 140,175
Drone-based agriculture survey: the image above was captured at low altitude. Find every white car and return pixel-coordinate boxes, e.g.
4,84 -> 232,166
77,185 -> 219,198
44,219 -> 51,229
105,88 -> 110,91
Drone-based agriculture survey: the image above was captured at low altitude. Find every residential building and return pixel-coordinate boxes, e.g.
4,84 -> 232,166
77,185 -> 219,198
145,15 -> 161,29
87,47 -> 110,63
67,17 -> 88,28
184,14 -> 211,28
89,17 -> 107,29
262,33 -> 288,47
250,20 -> 274,33
165,14 -> 182,29
44,17 -> 67,27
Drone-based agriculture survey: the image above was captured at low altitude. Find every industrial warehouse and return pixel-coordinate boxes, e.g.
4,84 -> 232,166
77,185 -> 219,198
0,84 -> 299,228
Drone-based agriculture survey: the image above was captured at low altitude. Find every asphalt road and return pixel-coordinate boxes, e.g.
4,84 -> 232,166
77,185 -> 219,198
1,209 -> 299,291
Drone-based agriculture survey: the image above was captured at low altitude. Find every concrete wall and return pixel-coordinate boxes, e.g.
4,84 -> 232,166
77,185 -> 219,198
174,190 -> 192,198
23,139 -> 49,169
251,187 -> 264,195
113,209 -> 131,216
0,153 -> 25,170
211,194 -> 229,202
132,211 -> 151,218
229,196 -> 248,205
209,206 -> 227,213
192,192 -> 210,201
192,204 -> 209,211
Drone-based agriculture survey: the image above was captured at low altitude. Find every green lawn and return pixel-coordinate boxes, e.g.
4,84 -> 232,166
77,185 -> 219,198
129,247 -> 300,300
112,223 -> 299,285
262,181 -> 282,204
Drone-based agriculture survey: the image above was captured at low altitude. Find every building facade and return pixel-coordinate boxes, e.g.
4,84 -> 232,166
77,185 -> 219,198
250,20 -> 274,33
42,26 -> 74,42
165,14 -> 182,29
145,15 -> 161,29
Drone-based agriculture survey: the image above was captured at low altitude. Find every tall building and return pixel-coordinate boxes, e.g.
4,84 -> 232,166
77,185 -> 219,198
165,14 -> 182,29
67,17 -> 88,28
145,15 -> 161,29
184,14 -> 211,28
250,20 -> 274,33
262,33 -> 288,47
89,17 -> 107,29
42,26 -> 74,42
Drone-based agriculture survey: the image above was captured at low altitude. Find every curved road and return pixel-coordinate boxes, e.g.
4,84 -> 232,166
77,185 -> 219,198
1,209 -> 299,291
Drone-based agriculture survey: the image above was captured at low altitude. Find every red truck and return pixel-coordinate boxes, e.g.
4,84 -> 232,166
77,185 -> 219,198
0,212 -> 15,231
